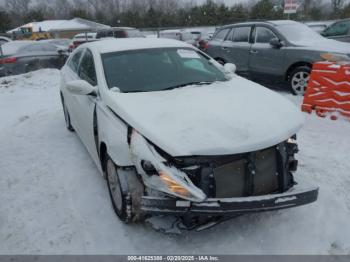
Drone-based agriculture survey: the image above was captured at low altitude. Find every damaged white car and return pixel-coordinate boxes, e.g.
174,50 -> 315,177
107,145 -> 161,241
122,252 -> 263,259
60,38 -> 318,226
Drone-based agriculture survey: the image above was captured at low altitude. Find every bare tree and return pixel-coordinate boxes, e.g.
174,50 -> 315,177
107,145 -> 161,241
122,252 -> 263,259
331,0 -> 344,16
5,0 -> 31,14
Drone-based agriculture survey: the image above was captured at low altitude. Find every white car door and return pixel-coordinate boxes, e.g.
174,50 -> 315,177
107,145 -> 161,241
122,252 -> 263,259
62,48 -> 100,168
74,48 -> 100,165
61,49 -> 84,129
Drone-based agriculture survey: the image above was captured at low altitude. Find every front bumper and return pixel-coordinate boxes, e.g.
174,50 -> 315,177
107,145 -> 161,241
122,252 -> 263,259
141,185 -> 318,216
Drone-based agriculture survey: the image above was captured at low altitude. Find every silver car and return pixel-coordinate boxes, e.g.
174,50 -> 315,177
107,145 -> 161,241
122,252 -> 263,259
206,20 -> 350,95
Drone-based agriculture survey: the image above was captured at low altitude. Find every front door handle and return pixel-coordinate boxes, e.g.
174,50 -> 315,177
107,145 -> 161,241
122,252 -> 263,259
250,50 -> 258,54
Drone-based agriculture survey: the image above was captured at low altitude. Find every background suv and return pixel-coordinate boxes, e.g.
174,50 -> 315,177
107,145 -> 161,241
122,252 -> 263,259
206,20 -> 350,95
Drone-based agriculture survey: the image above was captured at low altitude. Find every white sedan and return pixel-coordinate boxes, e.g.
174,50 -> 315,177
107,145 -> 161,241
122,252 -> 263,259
60,38 -> 318,226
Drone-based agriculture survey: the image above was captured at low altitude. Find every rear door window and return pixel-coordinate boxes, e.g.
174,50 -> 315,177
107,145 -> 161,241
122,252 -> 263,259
232,27 -> 251,43
78,49 -> 97,86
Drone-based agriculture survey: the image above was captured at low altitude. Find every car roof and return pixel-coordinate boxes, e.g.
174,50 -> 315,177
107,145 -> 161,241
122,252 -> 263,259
81,38 -> 193,54
220,20 -> 300,29
1,40 -> 56,55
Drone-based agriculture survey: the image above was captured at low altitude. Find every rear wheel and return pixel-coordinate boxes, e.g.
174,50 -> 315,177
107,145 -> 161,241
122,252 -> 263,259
105,155 -> 144,223
289,66 -> 311,96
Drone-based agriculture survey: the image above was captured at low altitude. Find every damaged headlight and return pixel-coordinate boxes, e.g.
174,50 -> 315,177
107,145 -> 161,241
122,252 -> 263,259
130,130 -> 207,202
141,160 -> 157,175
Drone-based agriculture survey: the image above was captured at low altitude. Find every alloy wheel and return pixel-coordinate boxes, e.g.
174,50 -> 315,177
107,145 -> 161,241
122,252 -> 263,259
291,71 -> 310,96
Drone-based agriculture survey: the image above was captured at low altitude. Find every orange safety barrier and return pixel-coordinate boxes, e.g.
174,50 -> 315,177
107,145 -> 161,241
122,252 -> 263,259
302,61 -> 350,120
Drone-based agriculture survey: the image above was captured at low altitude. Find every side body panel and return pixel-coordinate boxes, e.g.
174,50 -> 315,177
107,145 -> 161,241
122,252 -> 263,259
96,102 -> 133,167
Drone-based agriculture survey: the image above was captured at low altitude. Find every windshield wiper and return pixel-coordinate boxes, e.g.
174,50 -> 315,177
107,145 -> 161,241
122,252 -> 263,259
120,81 -> 213,93
164,81 -> 213,91
122,90 -> 147,93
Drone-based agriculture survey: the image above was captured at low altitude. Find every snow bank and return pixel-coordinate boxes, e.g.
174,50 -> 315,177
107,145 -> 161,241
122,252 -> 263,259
0,69 -> 61,131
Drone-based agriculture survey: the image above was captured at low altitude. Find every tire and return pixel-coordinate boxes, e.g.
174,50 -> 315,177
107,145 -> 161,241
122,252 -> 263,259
289,66 -> 311,96
105,155 -> 144,223
60,94 -> 75,132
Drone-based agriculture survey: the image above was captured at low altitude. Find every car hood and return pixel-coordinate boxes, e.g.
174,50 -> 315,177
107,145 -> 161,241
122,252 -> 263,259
107,77 -> 304,157
292,38 -> 350,54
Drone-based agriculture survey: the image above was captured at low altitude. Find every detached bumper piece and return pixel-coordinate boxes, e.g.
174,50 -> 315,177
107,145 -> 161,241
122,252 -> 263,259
141,186 -> 318,216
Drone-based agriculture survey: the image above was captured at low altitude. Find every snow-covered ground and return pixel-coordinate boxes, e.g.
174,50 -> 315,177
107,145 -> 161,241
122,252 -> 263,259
0,69 -> 349,255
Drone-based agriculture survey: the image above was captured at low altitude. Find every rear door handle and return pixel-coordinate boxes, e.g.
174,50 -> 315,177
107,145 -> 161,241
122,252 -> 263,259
250,50 -> 258,54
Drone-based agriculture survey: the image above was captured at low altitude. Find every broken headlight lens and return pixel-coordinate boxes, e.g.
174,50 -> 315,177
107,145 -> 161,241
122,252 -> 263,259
159,171 -> 193,199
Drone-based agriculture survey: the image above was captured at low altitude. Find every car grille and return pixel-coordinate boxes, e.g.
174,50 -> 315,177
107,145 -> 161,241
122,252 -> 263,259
177,141 -> 296,198
213,147 -> 279,198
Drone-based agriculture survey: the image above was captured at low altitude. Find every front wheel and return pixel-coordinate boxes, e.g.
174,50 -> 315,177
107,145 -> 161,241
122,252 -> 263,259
106,156 -> 144,223
289,66 -> 311,96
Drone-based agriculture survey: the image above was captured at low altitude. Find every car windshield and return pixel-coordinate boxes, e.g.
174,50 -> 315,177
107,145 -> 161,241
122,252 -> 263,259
102,48 -> 226,92
277,23 -> 325,43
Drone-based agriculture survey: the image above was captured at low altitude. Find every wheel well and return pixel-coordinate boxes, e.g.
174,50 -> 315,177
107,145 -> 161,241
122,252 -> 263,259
100,142 -> 107,172
285,62 -> 312,81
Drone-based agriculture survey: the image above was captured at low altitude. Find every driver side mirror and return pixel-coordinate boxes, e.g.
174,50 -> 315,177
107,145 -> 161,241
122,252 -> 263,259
65,80 -> 97,96
270,38 -> 283,48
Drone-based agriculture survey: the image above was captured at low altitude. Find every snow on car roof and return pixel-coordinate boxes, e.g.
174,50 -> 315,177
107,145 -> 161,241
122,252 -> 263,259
1,40 -> 34,55
268,20 -> 300,26
86,38 -> 193,54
